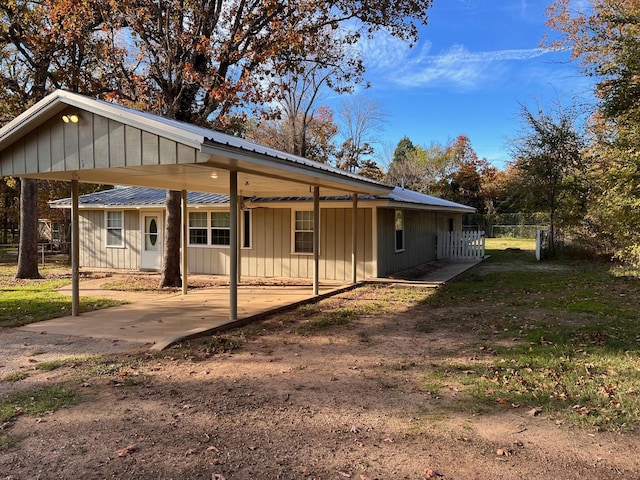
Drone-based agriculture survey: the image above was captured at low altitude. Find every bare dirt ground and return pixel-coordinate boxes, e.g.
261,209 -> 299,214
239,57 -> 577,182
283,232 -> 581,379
1,280 -> 640,479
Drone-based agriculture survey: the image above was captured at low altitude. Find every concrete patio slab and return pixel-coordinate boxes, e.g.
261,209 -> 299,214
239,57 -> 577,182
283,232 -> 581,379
19,282 -> 350,350
17,259 -> 484,350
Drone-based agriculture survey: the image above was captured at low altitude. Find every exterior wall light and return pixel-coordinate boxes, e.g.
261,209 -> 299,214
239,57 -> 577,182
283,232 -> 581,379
210,171 -> 218,179
62,114 -> 79,123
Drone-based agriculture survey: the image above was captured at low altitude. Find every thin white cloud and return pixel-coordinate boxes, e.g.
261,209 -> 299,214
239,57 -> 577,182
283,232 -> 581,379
361,35 -> 553,90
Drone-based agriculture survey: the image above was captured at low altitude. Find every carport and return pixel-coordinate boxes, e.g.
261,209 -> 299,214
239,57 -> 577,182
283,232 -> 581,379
0,90 -> 392,322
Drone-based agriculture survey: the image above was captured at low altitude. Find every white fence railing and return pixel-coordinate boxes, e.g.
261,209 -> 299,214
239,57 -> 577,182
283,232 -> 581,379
437,231 -> 485,261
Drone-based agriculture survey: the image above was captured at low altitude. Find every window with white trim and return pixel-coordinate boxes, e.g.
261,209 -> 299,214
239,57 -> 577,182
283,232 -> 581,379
211,211 -> 230,246
106,211 -> 124,247
394,209 -> 404,252
293,210 -> 314,254
189,211 -> 208,245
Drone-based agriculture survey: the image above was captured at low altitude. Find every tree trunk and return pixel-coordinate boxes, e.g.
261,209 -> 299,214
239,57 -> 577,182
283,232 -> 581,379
15,178 -> 41,279
159,190 -> 182,288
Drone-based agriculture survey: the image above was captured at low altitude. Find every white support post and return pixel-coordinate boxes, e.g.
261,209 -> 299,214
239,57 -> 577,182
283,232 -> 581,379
313,186 -> 320,296
181,190 -> 188,295
351,193 -> 358,284
237,196 -> 242,285
230,171 -> 238,321
71,179 -> 80,316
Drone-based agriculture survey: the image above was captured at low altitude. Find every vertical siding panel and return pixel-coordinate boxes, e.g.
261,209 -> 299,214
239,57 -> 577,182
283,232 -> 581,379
126,211 -> 140,270
97,211 -> 106,267
256,209 -> 267,277
109,120 -> 126,167
125,126 -> 142,167
63,122 -> 79,171
25,137 -> 38,174
0,150 -> 10,176
159,138 -> 177,165
358,208 -> 376,278
93,115 -> 110,168
271,209 -> 282,277
337,208 -> 347,281
79,115 -> 95,169
325,208 -> 333,280
264,209 -> 273,277
37,127 -> 51,172
142,132 -> 159,165
281,208 -> 291,277
50,121 -> 65,171
177,143 -> 195,163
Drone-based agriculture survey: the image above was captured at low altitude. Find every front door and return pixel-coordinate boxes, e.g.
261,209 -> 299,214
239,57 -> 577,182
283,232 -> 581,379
140,212 -> 163,270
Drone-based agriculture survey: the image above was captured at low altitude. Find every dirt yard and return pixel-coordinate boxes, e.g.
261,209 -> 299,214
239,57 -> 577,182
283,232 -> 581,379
1,280 -> 639,479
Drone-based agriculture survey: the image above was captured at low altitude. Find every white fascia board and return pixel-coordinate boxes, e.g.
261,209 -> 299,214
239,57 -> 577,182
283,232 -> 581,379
384,200 -> 476,213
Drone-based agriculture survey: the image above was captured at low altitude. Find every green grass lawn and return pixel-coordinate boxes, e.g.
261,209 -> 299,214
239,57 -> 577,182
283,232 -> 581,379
0,265 -> 123,327
424,239 -> 640,431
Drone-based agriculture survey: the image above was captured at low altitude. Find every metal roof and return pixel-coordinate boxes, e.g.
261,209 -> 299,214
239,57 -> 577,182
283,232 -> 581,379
51,185 -> 475,213
50,186 -> 229,208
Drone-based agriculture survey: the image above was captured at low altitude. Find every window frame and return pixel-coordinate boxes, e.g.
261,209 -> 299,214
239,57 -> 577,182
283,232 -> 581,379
210,211 -> 231,246
394,209 -> 405,253
105,210 -> 125,248
188,211 -> 209,246
292,209 -> 315,255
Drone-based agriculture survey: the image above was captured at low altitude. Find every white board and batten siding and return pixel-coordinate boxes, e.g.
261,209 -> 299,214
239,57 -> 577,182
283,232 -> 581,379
0,109 -> 203,176
187,207 -> 375,282
79,210 -> 141,270
437,231 -> 485,261
376,208 -> 445,277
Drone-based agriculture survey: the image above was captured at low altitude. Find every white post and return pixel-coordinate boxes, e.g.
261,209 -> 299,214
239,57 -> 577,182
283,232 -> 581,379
313,186 -> 320,296
230,172 -> 238,320
181,190 -> 188,295
351,193 -> 358,284
71,179 -> 80,316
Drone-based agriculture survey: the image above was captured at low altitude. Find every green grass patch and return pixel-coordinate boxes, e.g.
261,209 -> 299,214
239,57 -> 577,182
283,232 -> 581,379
35,357 -> 90,372
2,371 -> 28,382
0,385 -> 78,423
294,308 -> 358,334
420,242 -> 640,431
485,237 -> 536,251
0,276 -> 124,327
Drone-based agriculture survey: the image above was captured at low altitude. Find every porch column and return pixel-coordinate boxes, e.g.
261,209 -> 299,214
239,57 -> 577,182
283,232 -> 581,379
237,196 -> 242,285
313,186 -> 320,296
351,193 -> 358,284
71,179 -> 80,316
181,190 -> 188,296
230,171 -> 238,321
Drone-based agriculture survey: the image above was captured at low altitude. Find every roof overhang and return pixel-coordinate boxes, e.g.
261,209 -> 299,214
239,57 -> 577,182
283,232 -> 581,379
0,90 -> 392,198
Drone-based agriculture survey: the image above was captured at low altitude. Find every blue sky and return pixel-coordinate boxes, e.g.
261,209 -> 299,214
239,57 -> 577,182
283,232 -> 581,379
346,0 -> 595,169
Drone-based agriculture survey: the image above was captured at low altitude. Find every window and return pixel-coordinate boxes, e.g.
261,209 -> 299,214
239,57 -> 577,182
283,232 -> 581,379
106,211 -> 124,247
211,212 -> 230,246
294,210 -> 314,254
394,209 -> 404,252
242,209 -> 252,249
189,211 -> 208,245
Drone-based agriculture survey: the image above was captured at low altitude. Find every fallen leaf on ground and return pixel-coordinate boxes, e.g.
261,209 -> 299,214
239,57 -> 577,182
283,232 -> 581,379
424,468 -> 444,478
206,446 -> 220,452
337,471 -> 351,478
116,444 -> 140,457
527,407 -> 542,416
